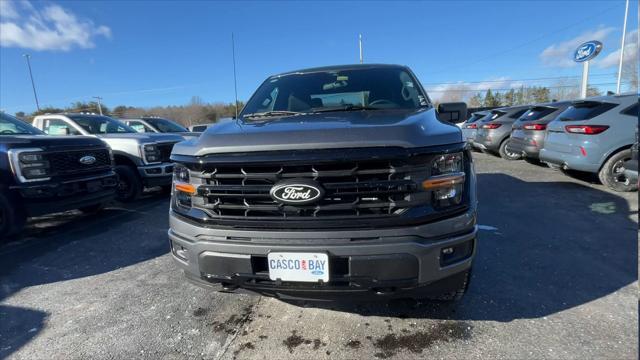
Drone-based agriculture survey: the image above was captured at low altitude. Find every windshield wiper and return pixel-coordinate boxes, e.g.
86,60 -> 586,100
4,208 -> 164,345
242,111 -> 307,119
311,104 -> 384,113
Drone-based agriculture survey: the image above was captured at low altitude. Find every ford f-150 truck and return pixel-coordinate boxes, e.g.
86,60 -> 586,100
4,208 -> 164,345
168,64 -> 477,302
1,113 -> 117,239
32,113 -> 183,201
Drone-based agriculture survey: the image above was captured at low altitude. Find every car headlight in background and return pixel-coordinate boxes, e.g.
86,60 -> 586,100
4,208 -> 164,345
423,152 -> 465,208
141,143 -> 161,164
8,148 -> 51,182
173,163 -> 195,209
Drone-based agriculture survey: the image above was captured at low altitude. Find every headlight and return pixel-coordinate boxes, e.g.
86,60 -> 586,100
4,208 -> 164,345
172,163 -> 195,209
8,148 -> 51,182
141,143 -> 161,164
423,152 -> 465,208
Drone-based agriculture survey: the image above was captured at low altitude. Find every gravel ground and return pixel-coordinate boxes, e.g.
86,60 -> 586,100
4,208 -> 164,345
1,152 -> 637,359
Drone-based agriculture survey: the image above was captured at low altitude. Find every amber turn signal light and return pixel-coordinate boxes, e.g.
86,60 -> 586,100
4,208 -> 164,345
422,173 -> 466,190
175,182 -> 197,195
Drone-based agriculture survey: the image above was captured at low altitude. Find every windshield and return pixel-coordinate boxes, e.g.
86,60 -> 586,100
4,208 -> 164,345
0,113 -> 44,135
144,118 -> 188,132
241,67 -> 430,118
67,115 -> 136,134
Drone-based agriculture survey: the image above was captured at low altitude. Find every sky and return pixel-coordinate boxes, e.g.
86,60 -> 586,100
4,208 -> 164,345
0,0 -> 638,114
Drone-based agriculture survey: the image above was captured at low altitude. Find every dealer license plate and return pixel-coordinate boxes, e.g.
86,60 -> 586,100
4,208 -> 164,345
267,252 -> 329,282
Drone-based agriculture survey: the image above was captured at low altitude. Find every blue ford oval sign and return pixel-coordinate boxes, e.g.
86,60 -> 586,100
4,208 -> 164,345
574,41 -> 603,63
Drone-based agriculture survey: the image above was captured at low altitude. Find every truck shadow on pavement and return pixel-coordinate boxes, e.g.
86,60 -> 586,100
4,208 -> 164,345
0,194 -> 171,301
293,173 -> 638,322
0,305 -> 47,359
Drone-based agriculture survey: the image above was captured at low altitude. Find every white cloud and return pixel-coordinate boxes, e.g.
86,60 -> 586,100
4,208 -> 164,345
0,1 -> 19,19
595,29 -> 639,68
0,1 -> 111,51
539,27 -> 615,68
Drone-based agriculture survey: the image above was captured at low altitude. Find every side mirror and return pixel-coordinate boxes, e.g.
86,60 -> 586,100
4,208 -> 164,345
438,102 -> 468,124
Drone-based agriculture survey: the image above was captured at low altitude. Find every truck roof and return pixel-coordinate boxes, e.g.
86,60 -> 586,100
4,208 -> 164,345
273,63 -> 409,77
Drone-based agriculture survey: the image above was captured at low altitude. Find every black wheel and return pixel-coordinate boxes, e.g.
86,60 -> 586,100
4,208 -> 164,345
78,203 -> 107,214
114,165 -> 142,202
0,192 -> 27,241
598,149 -> 638,192
499,139 -> 521,160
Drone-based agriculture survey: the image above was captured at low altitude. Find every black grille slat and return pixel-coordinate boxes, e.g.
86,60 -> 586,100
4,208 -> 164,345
46,148 -> 111,176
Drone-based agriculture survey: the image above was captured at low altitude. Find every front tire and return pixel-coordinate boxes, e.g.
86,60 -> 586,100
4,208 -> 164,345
598,149 -> 638,192
114,165 -> 142,202
0,192 -> 27,241
499,139 -> 521,160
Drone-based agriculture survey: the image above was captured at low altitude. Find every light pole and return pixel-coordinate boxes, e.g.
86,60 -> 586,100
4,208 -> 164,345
616,0 -> 630,94
359,34 -> 363,64
23,54 -> 40,111
92,96 -> 103,115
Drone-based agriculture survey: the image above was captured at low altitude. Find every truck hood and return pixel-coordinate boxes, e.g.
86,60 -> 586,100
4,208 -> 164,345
97,132 -> 184,144
173,108 -> 462,156
0,135 -> 108,151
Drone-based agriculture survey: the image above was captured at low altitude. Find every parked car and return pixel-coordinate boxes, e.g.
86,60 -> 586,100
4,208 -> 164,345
122,117 -> 201,140
472,105 -> 530,160
623,128 -> 638,185
168,64 -> 477,302
461,110 -> 489,143
32,113 -> 184,201
540,94 -> 638,192
506,101 -> 572,161
0,113 -> 117,239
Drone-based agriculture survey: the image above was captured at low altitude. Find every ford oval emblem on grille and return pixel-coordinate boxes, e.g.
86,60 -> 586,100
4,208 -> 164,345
79,155 -> 97,165
270,179 -> 324,205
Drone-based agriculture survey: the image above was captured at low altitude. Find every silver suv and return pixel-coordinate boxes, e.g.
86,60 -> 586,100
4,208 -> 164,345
32,113 -> 183,201
540,94 -> 639,192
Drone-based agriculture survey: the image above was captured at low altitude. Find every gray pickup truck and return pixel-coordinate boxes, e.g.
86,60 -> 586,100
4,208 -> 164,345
33,113 -> 183,201
168,64 -> 477,302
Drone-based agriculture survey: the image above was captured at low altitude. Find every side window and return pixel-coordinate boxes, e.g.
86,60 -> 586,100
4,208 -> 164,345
621,103 -> 639,117
43,119 -> 79,135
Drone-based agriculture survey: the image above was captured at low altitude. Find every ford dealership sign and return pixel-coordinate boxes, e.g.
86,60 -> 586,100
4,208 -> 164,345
574,41 -> 603,62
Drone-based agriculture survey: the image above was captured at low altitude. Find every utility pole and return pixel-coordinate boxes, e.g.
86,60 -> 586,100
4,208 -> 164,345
359,34 -> 363,64
232,33 -> 239,120
616,0 -> 630,94
23,54 -> 40,111
93,96 -> 103,115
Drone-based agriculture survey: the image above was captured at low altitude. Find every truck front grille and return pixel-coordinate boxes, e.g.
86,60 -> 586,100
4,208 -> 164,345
172,146 -> 474,229
157,142 -> 177,162
47,148 -> 112,176
195,160 -> 426,219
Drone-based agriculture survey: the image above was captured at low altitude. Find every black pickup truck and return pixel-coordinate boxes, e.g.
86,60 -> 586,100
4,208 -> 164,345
0,113 -> 118,239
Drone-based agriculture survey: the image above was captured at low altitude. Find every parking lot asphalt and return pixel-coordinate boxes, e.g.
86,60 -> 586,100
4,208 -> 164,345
0,152 -> 637,360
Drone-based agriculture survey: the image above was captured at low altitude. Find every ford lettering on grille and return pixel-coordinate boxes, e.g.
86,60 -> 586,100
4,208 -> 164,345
270,180 -> 324,205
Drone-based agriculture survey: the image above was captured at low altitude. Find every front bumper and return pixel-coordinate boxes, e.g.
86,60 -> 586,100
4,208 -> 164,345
138,162 -> 174,187
11,172 -> 118,216
168,208 -> 477,301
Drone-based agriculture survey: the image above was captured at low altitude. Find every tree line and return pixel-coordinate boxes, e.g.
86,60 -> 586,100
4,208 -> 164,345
15,96 -> 243,127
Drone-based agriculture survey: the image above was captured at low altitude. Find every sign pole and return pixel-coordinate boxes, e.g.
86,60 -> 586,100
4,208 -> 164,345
580,60 -> 589,99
